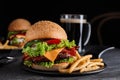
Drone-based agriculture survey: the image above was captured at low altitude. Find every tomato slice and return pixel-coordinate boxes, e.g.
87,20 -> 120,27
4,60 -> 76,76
46,39 -> 61,45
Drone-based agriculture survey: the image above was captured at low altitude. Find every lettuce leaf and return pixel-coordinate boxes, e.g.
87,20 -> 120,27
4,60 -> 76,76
8,31 -> 19,38
55,57 -> 75,63
22,40 -> 76,57
23,60 -> 54,68
8,30 -> 27,38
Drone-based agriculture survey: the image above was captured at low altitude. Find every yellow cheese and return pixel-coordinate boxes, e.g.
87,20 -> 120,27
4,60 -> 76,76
44,48 -> 64,62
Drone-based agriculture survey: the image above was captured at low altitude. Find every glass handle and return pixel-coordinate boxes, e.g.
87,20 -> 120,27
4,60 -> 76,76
84,22 -> 91,46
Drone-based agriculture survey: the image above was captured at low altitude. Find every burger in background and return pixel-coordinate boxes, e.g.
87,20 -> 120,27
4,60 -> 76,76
7,18 -> 31,48
22,20 -> 80,71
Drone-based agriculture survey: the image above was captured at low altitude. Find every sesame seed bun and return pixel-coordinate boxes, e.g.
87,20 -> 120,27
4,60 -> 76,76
8,18 -> 31,31
25,20 -> 67,42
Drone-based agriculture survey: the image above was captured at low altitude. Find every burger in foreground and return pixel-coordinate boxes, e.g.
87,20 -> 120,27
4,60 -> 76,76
7,18 -> 31,48
22,20 -> 80,71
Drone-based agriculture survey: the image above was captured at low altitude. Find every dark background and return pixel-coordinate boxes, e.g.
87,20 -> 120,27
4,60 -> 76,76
1,0 -> 120,47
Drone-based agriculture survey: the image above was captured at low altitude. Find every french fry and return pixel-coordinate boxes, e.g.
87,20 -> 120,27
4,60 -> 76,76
75,51 -> 81,59
90,58 -> 103,62
59,59 -> 90,73
87,62 -> 104,67
73,59 -> 90,71
2,40 -> 9,48
68,55 -> 92,73
0,42 -> 3,48
58,54 -> 105,74
0,40 -> 19,49
80,65 -> 100,73
0,41 -> 2,46
4,45 -> 18,49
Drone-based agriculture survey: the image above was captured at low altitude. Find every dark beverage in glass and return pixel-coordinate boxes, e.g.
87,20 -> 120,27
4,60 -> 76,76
60,14 -> 91,54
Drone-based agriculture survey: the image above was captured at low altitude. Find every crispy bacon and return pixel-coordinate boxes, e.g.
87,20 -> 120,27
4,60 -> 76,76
23,54 -> 49,62
61,47 -> 76,56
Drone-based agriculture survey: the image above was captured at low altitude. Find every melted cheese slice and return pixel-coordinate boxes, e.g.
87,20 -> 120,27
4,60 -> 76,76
44,48 -> 64,62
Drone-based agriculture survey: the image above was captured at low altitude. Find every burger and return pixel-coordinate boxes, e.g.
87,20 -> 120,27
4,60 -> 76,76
22,20 -> 79,71
7,18 -> 31,48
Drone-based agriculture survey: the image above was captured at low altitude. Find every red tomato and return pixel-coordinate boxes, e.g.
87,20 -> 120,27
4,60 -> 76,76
46,39 -> 61,45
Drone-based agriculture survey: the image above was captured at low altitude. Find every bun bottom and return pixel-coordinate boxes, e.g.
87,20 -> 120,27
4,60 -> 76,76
31,62 -> 69,71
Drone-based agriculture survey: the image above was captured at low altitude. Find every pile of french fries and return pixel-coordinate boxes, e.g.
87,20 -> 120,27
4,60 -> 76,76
59,51 -> 104,74
0,40 -> 19,49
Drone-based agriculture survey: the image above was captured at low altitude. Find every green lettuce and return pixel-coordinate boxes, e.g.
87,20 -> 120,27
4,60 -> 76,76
24,60 -> 33,67
10,37 -> 19,45
55,57 -> 75,63
23,60 -> 54,68
8,30 -> 26,38
8,31 -> 19,38
22,40 -> 76,57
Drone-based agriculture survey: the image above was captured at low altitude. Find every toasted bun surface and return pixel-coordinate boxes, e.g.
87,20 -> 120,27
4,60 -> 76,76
32,62 -> 69,71
25,20 -> 67,42
8,18 -> 31,31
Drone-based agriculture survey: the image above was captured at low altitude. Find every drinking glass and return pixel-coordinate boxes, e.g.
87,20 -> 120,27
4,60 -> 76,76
60,14 -> 91,55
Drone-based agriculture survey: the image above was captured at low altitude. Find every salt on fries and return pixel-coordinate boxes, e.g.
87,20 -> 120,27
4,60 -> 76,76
59,53 -> 105,74
0,40 -> 18,49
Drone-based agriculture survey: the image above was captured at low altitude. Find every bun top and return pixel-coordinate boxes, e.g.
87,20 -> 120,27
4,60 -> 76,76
25,20 -> 67,42
8,18 -> 31,31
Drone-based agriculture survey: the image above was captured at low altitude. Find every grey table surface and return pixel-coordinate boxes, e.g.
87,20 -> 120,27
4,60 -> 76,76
0,46 -> 120,80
